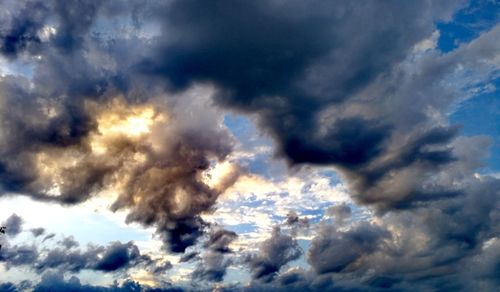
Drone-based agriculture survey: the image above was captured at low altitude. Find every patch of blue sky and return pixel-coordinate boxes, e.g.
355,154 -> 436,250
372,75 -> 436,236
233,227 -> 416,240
224,266 -> 252,285
238,198 -> 276,208
451,79 -> 500,172
286,239 -> 312,270
437,0 -> 500,53
316,168 -> 342,183
63,212 -> 151,246
437,1 -> 500,172
0,196 -> 151,248
224,113 -> 289,180
0,56 -> 34,77
225,223 -> 257,234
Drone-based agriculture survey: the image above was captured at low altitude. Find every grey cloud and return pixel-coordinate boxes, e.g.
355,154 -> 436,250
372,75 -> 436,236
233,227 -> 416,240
245,227 -> 302,282
30,228 -> 45,237
190,228 -> 237,282
0,244 -> 39,269
0,1 -> 499,291
29,271 -> 184,292
58,236 -> 79,249
0,5 -> 239,252
2,214 -> 23,237
42,233 -> 55,242
147,260 -> 173,276
308,222 -> 390,274
179,251 -> 199,263
35,241 -> 143,273
204,229 -> 237,254
284,211 -> 309,228
325,203 -> 351,225
1,231 -> 152,276
0,0 -> 49,58
192,252 -> 232,283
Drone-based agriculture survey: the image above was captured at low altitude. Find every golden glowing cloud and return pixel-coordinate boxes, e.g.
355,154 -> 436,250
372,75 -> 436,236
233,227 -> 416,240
89,98 -> 167,155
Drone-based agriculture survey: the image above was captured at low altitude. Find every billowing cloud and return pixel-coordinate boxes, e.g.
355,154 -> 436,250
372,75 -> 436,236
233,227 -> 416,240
308,223 -> 390,274
30,272 -> 183,292
2,214 -> 23,237
190,228 -> 237,282
245,227 -> 302,282
0,77 -> 239,253
0,0 -> 499,290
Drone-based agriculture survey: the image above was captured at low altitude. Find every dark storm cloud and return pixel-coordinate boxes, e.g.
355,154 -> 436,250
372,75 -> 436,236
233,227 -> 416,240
0,0 -> 475,257
242,141 -> 500,290
138,0 -> 491,214
0,0 -> 239,253
146,1 -> 497,289
2,214 -> 23,237
1,0 -> 500,291
0,0 -> 49,57
245,227 -> 302,282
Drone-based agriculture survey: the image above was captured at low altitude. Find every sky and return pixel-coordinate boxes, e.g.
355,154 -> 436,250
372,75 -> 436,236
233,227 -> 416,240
0,0 -> 498,291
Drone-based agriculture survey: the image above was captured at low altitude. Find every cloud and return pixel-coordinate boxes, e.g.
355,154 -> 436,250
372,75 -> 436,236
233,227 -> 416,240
245,227 -> 302,282
324,203 -> 351,225
140,0 -> 500,216
30,228 -> 45,238
0,244 -> 38,269
191,251 -> 232,283
308,222 -> 390,274
0,1 -> 499,290
0,0 -> 241,254
1,225 -> 152,277
190,228 -> 238,282
94,241 -> 142,272
34,241 -> 144,273
0,78 -> 239,253
178,251 -> 199,263
0,0 -> 49,58
2,214 -> 23,237
203,229 -> 237,254
29,271 -> 183,292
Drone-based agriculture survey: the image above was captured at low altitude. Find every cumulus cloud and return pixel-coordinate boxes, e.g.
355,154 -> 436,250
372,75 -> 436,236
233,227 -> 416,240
0,220 -> 159,278
2,214 -> 23,237
245,227 -> 302,283
30,272 -> 183,292
190,228 -> 237,282
308,222 -> 390,274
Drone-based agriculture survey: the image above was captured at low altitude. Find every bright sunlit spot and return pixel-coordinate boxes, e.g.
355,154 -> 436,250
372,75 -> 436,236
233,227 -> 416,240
89,99 -> 167,155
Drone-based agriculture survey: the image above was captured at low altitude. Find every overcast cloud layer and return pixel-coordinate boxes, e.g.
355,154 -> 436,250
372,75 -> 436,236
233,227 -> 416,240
0,0 -> 499,291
